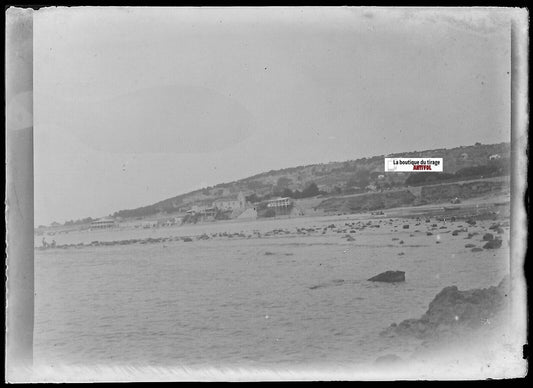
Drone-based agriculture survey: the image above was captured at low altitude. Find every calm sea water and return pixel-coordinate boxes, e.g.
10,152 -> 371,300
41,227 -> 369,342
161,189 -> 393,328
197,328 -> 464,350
34,215 -> 509,369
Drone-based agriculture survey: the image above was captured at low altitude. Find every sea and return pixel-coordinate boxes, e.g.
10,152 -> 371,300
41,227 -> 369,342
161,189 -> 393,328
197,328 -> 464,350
34,214 -> 509,370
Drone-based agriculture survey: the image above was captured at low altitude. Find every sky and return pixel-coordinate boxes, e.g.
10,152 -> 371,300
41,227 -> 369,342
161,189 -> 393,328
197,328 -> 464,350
34,7 -> 511,226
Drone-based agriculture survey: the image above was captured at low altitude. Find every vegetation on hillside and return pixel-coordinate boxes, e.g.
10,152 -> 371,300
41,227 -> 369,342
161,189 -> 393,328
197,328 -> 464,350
76,142 -> 512,223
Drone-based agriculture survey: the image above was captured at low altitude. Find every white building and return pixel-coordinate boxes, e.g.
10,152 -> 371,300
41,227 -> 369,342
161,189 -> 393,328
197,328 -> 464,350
266,197 -> 292,208
90,218 -> 116,230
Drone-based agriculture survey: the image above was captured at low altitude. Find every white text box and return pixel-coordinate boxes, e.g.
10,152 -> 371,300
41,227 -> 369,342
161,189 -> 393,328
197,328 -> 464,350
384,158 -> 443,172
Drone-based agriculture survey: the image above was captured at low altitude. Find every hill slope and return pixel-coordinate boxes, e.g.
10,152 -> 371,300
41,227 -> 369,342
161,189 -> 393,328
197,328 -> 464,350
112,142 -> 510,219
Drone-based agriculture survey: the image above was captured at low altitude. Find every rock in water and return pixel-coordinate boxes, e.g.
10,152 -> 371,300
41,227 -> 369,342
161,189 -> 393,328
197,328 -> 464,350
483,239 -> 502,249
483,233 -> 494,241
368,271 -> 405,283
309,279 -> 345,290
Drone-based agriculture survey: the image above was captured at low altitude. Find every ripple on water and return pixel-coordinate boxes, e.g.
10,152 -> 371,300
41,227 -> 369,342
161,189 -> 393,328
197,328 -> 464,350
34,216 -> 510,367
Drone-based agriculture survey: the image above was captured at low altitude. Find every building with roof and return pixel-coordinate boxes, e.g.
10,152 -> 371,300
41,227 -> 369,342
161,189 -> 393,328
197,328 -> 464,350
213,191 -> 246,211
266,197 -> 292,208
90,218 -> 117,230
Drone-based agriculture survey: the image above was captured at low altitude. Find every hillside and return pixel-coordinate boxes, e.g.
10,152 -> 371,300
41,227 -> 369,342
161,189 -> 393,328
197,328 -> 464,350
112,142 -> 510,220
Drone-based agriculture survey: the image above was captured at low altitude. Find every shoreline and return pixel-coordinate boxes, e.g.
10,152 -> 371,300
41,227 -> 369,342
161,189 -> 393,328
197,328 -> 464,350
35,194 -> 510,251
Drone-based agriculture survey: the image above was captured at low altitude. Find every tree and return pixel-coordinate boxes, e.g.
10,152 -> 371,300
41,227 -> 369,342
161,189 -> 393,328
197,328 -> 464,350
281,188 -> 294,198
346,177 -> 359,188
276,176 -> 292,190
301,182 -> 319,198
246,193 -> 260,203
354,168 -> 371,188
215,209 -> 231,220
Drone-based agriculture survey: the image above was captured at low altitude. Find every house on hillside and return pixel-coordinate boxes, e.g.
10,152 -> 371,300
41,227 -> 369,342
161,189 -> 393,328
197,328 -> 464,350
258,197 -> 293,217
370,171 -> 382,180
141,220 -> 158,229
212,191 -> 246,211
186,205 -> 216,220
189,204 -> 208,213
266,197 -> 292,209
90,217 -> 117,230
203,207 -> 217,218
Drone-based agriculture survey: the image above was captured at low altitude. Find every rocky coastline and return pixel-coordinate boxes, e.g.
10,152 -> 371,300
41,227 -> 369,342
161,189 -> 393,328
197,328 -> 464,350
381,276 -> 509,340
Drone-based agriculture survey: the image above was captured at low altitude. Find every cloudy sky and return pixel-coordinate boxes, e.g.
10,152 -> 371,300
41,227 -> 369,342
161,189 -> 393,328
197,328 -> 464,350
34,7 -> 511,226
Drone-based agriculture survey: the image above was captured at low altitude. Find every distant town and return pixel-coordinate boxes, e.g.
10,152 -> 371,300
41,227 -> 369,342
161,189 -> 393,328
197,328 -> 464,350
35,141 -> 510,236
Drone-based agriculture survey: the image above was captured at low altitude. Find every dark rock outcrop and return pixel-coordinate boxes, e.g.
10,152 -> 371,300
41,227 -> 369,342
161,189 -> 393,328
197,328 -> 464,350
483,239 -> 502,249
483,233 -> 494,241
368,271 -> 405,283
381,276 -> 509,339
